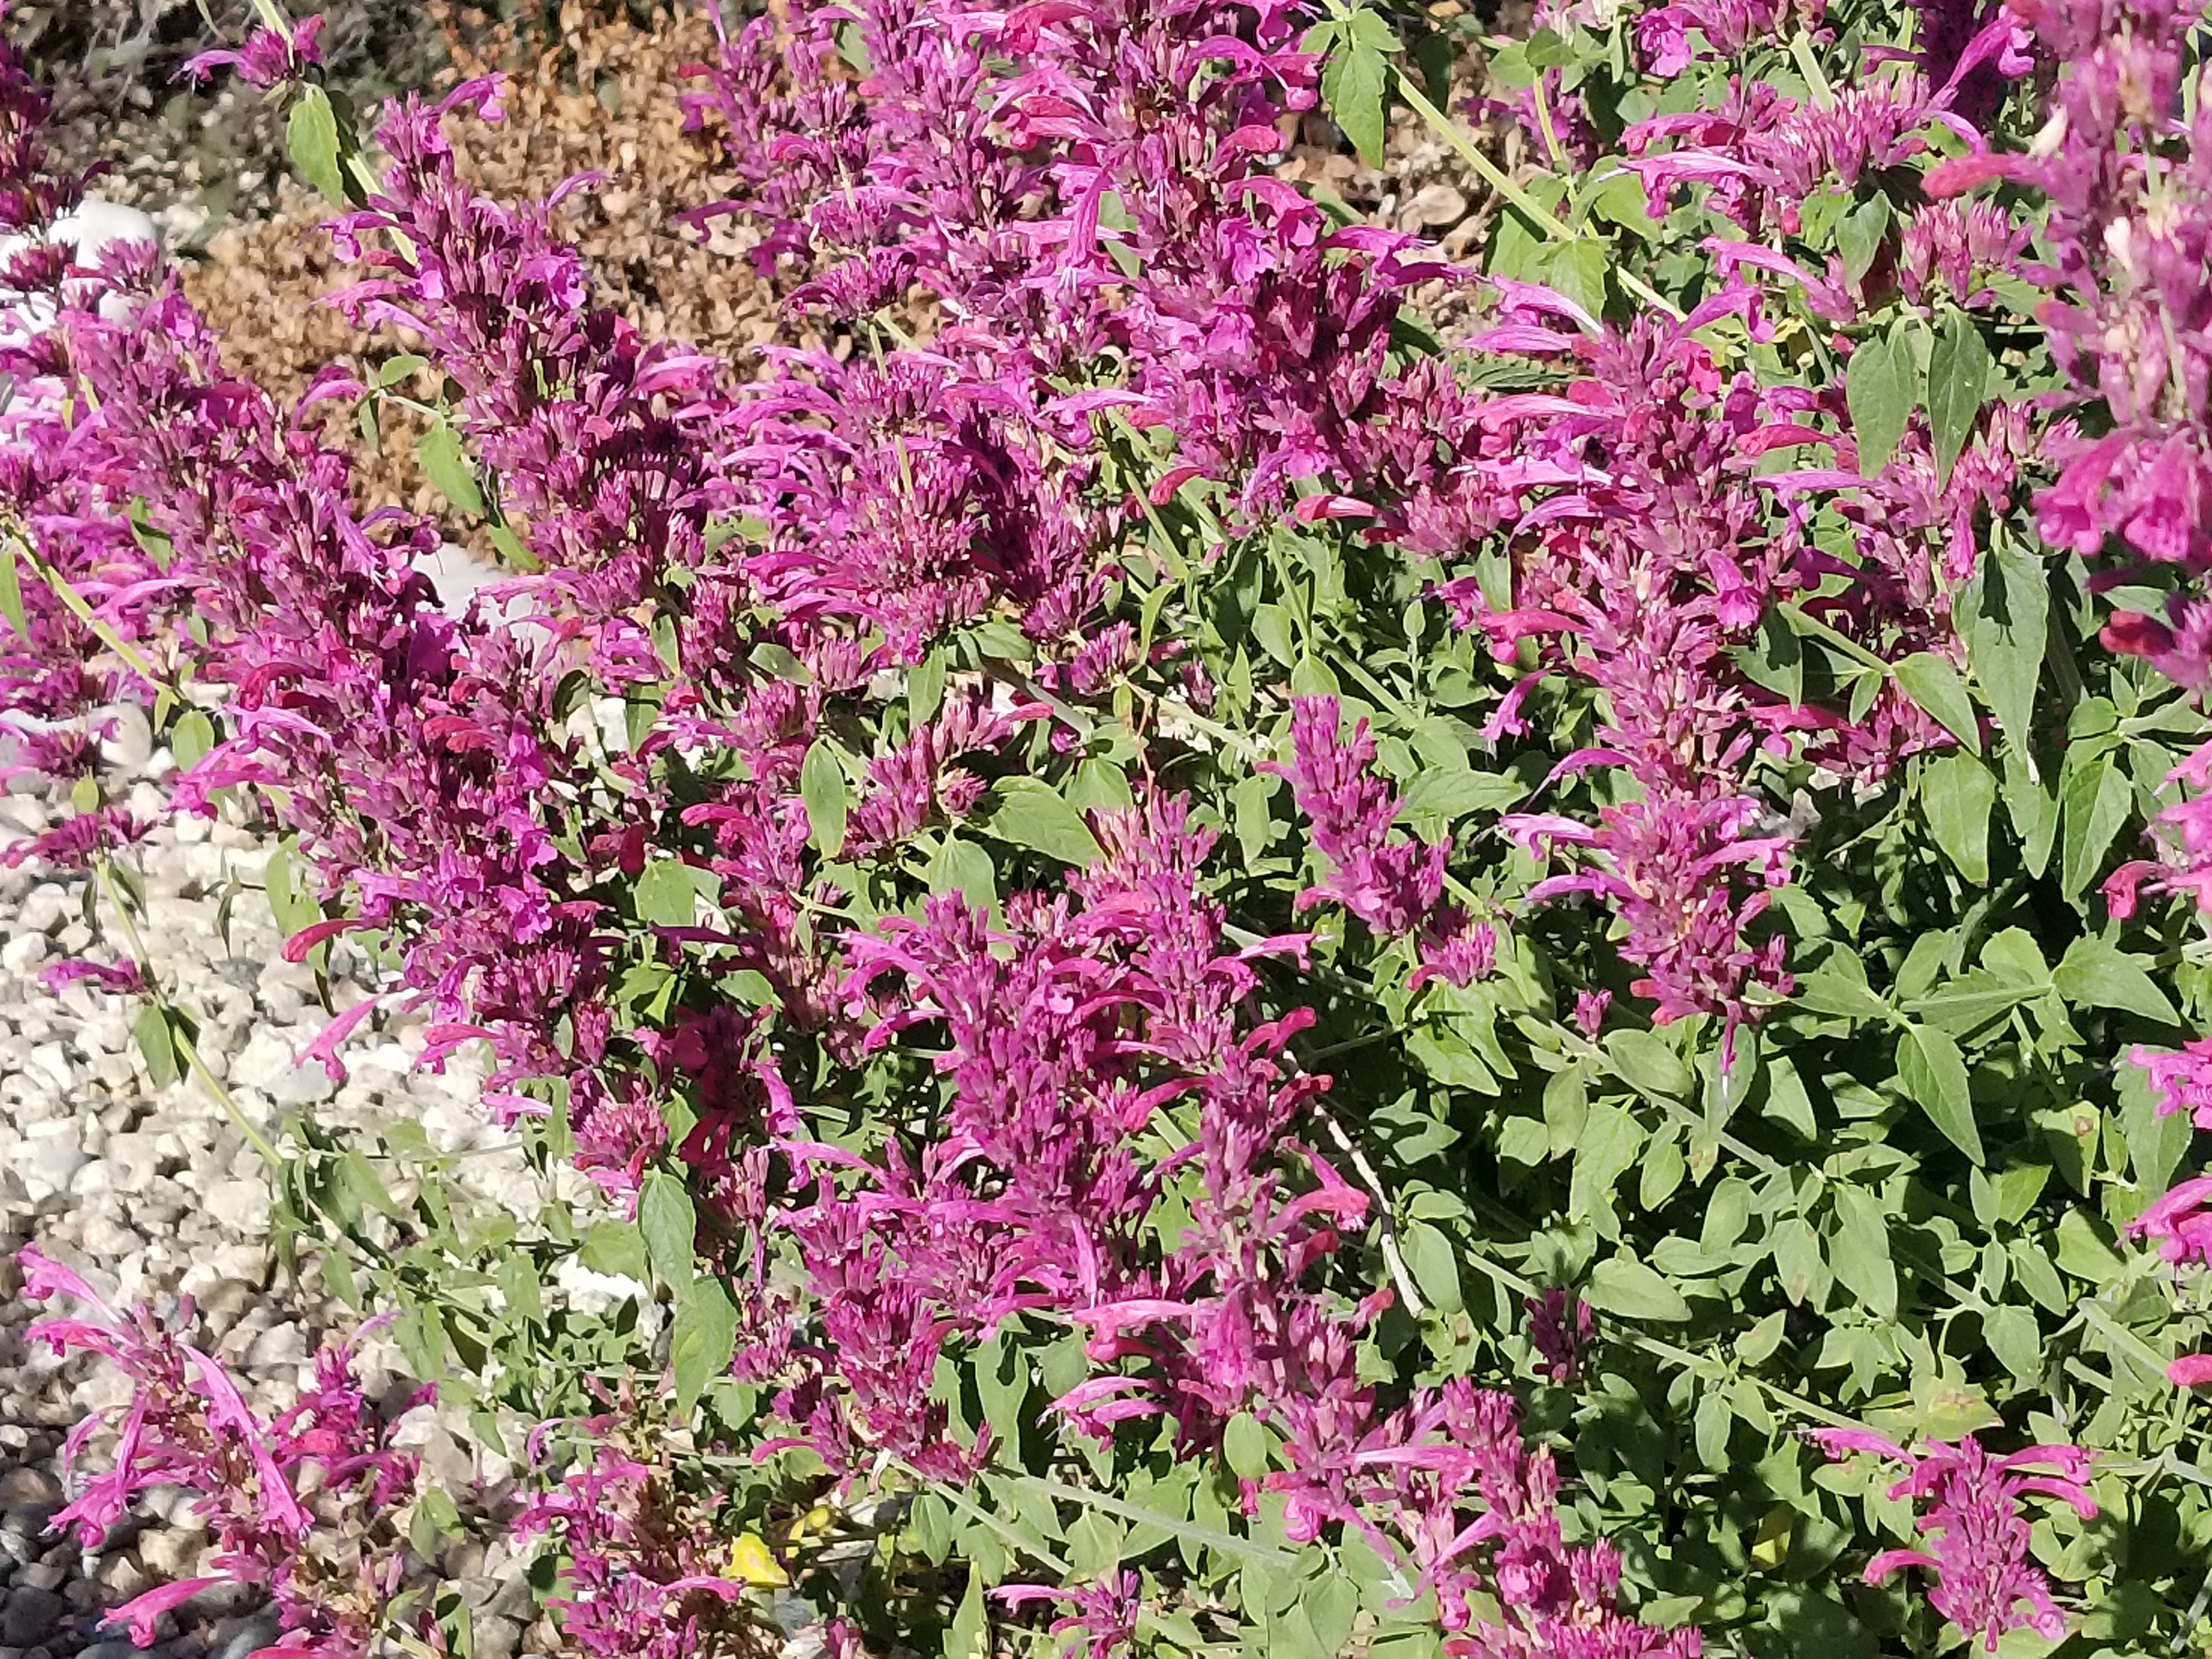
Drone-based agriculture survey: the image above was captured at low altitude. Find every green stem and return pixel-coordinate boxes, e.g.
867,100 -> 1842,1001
1394,76 -> 1580,246
93,857 -> 285,1173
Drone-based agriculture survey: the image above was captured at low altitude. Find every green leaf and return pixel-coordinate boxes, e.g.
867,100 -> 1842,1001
1234,771 -> 1278,865
1967,538 -> 2045,756
1568,1099 -> 1641,1233
1771,1216 -> 1824,1306
2053,935 -> 2180,1024
1794,950 -> 1892,1023
908,650 -> 947,726
1836,194 -> 1890,284
1223,1411 -> 1271,1479
670,1275 -> 738,1416
1982,1304 -> 2041,1386
1398,769 -> 1524,820
1401,1218 -> 1463,1313
926,832 -> 998,911
263,841 -> 324,941
1899,1023 -> 1983,1163
417,422 -> 486,518
2060,755 -> 2134,900
1927,308 -> 1991,481
1584,1253 -> 1690,1323
973,1332 -> 1030,1443
1921,752 -> 1995,884
376,352 -> 428,388
496,1252 -> 543,1325
638,1169 -> 697,1289
1694,1386 -> 1734,1470
982,776 -> 1104,865
135,1004 -> 176,1089
634,861 -> 705,927
171,710 -> 216,772
1320,30 -> 1390,167
801,739 -> 849,859
944,1565 -> 988,1659
1827,1187 -> 1897,1322
287,86 -> 347,204
1894,653 -> 1981,754
1605,1029 -> 1690,1100
1542,238 -> 1610,322
0,534 -> 25,640
2053,1206 -> 2124,1287
1846,324 -> 1913,476
579,1219 -> 647,1283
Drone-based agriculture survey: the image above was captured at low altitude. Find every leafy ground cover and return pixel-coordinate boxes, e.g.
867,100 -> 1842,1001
6,1 -> 2212,1657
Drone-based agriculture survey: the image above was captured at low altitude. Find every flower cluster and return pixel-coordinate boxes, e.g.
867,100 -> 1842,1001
23,1249 -> 425,1659
1809,1430 -> 2096,1652
5,0 -> 2207,1652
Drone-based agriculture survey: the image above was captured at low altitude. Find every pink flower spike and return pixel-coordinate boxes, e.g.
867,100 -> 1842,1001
107,1578 -> 229,1645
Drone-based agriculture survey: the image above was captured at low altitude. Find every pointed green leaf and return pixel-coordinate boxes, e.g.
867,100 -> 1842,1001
634,861 -> 704,927
287,86 -> 347,204
1846,324 -> 1913,476
1899,1022 -> 1983,1163
2060,757 -> 2134,900
1894,653 -> 1981,753
670,1275 -> 737,1416
908,650 -> 947,726
944,1566 -> 988,1659
135,1003 -> 176,1089
2053,935 -> 2181,1024
417,421 -> 485,517
1828,1186 -> 1897,1321
1401,1218 -> 1463,1313
1223,1411 -> 1271,1479
171,710 -> 216,772
982,775 -> 1103,865
1320,34 -> 1390,167
1837,194 -> 1890,284
1921,751 -> 1995,884
1585,1253 -> 1690,1322
0,534 -> 25,640
801,739 -> 848,858
1968,538 -> 2046,755
1927,308 -> 1991,481
639,1169 -> 697,1290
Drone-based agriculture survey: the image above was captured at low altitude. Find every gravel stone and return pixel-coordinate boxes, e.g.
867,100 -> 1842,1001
0,1587 -> 65,1646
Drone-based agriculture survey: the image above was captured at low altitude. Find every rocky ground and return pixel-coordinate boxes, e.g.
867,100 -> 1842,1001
0,720 -> 592,1659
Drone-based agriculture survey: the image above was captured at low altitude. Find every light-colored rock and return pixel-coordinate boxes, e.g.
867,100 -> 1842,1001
203,1180 -> 269,1236
243,1322 -> 307,1371
1404,181 -> 1468,228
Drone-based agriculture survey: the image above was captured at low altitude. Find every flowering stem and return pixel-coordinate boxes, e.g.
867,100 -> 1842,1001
1393,76 -> 1582,247
1309,1100 -> 1427,1316
1789,33 -> 1834,111
8,526 -> 171,694
92,856 -> 286,1174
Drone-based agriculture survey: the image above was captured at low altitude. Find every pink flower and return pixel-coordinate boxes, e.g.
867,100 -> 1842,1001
183,17 -> 325,89
1812,1431 -> 2094,1651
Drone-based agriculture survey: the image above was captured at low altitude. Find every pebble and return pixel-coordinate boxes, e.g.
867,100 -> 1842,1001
0,1587 -> 65,1646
